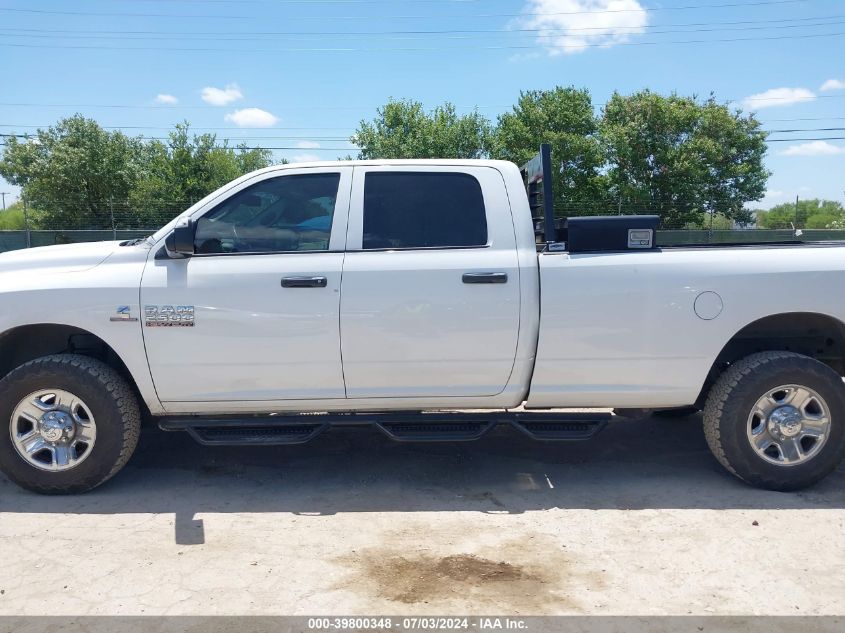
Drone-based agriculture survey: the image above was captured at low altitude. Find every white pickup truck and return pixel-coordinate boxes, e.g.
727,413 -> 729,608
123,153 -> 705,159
1,157 -> 844,494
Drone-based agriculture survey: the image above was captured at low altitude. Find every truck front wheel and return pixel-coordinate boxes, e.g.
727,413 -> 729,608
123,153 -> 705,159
0,354 -> 141,494
703,351 -> 845,491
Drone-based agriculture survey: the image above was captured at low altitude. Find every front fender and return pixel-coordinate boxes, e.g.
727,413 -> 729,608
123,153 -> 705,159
0,244 -> 163,415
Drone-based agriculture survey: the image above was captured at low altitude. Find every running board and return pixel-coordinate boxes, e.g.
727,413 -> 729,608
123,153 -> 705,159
512,414 -> 609,441
375,420 -> 496,442
158,411 -> 610,446
186,423 -> 328,446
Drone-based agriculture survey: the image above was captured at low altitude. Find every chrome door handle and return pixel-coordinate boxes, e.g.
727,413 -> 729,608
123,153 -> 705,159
462,272 -> 508,284
281,276 -> 328,288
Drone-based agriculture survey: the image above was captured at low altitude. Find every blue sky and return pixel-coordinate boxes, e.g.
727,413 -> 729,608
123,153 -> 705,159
1,0 -> 844,210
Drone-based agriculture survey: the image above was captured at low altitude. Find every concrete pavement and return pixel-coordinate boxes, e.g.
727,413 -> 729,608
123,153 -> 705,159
1,414 -> 843,616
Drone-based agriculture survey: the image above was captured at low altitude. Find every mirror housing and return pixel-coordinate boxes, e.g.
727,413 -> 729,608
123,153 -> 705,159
165,218 -> 196,257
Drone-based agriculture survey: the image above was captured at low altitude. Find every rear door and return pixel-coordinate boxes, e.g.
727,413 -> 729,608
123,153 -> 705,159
339,165 -> 521,398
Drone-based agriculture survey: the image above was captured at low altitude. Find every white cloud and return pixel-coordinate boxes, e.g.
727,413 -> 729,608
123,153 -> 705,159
291,153 -> 321,163
517,0 -> 648,56
741,87 -> 816,110
820,78 -> 845,92
201,83 -> 243,106
763,189 -> 785,200
224,108 -> 279,128
780,141 -> 845,157
155,93 -> 178,105
296,140 -> 321,149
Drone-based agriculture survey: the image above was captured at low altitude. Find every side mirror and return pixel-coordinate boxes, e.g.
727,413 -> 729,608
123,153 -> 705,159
165,218 -> 196,257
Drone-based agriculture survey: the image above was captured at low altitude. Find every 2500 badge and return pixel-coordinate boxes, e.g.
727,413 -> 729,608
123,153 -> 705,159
144,305 -> 195,327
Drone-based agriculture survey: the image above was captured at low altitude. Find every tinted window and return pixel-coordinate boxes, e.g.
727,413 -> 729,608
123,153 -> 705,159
362,172 -> 487,249
194,173 -> 340,254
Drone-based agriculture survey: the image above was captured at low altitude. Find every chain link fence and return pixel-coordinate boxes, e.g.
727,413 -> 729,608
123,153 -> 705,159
0,230 -> 152,253
0,199 -> 191,253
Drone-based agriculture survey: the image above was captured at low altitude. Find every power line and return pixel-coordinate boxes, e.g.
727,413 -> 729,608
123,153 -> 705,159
0,102 -> 468,110
766,136 -> 845,142
2,91 -> 845,110
2,127 -> 844,141
3,29 -> 842,52
21,0 -> 487,4
760,116 -> 845,122
0,0 -> 809,20
0,132 -> 354,142
0,102 -> 471,110
81,0 -> 479,3
74,0 -> 266,3
0,124 -> 356,131
4,138 -> 845,150
0,140 -> 358,151
3,13 -> 840,38
6,20 -> 845,44
765,127 -> 845,133
109,0 -> 489,3
4,117 -> 845,133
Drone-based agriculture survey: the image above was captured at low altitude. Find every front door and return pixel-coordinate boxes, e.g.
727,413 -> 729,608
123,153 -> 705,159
340,166 -> 521,399
141,167 -> 352,403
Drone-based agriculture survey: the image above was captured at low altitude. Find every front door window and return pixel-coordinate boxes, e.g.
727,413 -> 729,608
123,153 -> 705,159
194,172 -> 341,254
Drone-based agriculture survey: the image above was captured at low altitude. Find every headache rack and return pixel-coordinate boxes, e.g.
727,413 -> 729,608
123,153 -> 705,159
521,143 -> 659,254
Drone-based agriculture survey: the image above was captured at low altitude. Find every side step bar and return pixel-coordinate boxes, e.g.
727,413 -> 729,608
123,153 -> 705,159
516,412 -> 608,440
376,420 -> 496,442
158,411 -> 610,447
186,423 -> 328,446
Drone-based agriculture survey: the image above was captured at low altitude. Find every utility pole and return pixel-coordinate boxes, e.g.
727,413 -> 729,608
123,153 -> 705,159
0,192 -> 9,211
23,199 -> 31,248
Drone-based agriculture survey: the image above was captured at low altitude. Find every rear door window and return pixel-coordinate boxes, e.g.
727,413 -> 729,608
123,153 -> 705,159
362,172 -> 488,249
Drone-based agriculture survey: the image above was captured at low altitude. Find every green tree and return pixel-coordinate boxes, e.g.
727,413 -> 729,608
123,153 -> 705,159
0,117 -> 275,229
129,123 -> 274,226
352,99 -> 494,159
600,91 -> 769,227
757,199 -> 845,229
493,87 -> 607,213
0,115 -> 144,229
709,213 -> 736,230
0,201 -> 27,230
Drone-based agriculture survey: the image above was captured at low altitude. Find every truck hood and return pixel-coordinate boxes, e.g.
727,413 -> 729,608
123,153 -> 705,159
0,240 -> 121,274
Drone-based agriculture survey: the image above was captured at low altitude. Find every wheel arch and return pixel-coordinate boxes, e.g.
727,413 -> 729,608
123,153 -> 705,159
0,323 -> 150,416
696,311 -> 845,406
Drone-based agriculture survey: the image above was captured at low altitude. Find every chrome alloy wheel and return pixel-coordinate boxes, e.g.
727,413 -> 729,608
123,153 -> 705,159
9,389 -> 97,472
747,384 -> 831,466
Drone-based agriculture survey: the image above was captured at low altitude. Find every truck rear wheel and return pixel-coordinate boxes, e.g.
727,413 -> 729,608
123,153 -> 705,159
0,354 -> 140,495
703,351 -> 845,491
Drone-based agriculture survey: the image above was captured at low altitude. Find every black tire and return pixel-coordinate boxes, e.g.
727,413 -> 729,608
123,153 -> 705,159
0,354 -> 141,494
703,351 -> 845,491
